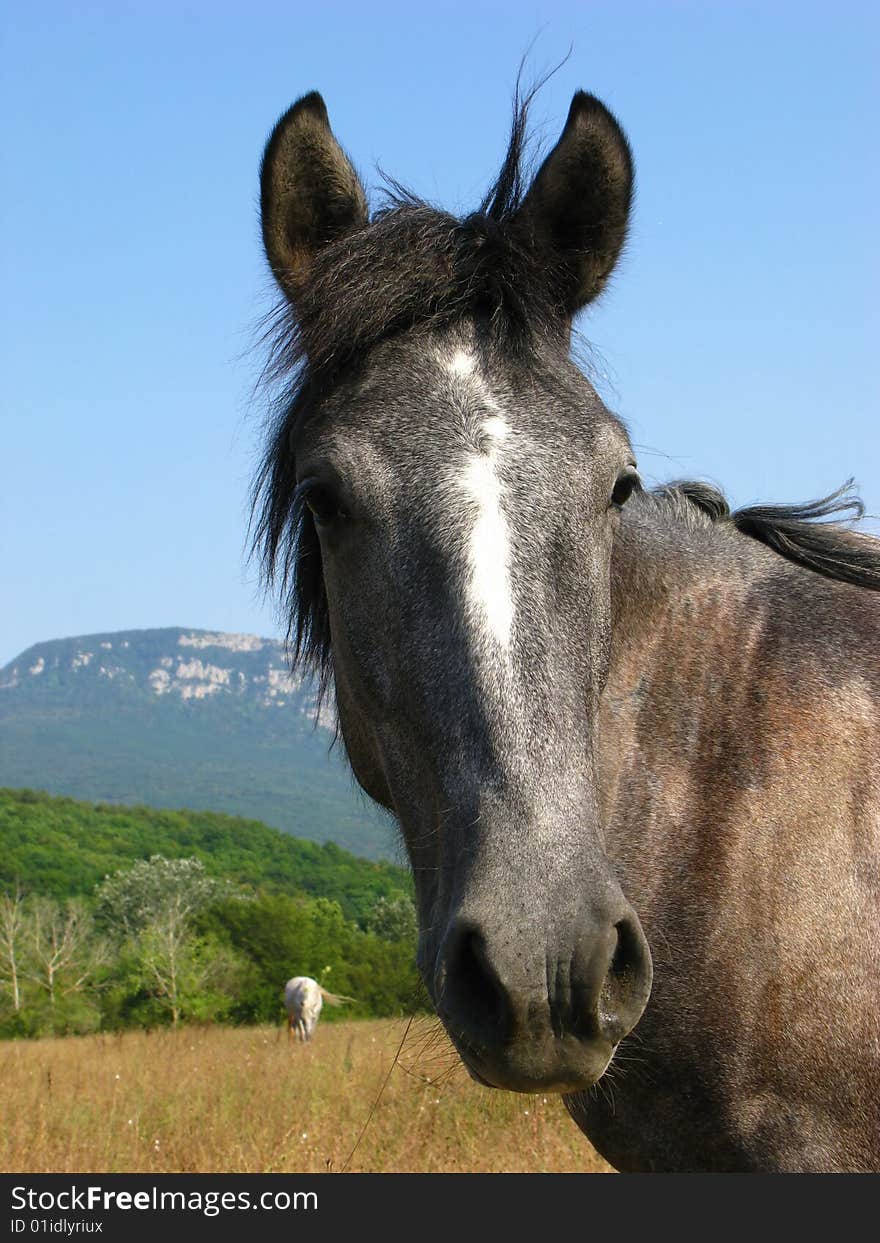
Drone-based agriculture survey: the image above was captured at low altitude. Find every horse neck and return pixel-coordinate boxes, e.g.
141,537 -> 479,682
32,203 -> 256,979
598,493 -> 878,894
605,495 -> 761,698
598,499 -> 768,862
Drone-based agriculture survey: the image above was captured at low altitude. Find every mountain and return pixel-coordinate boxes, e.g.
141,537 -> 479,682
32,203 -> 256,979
0,628 -> 397,861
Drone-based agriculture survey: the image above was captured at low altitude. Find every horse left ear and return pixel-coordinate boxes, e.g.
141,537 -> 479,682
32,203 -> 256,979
260,92 -> 369,303
515,91 -> 633,313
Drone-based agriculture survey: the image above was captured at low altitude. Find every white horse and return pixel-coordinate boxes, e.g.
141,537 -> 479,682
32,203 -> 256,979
284,976 -> 352,1042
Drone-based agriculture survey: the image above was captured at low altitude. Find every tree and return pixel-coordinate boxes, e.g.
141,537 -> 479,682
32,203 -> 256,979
0,884 -> 26,1012
135,919 -> 244,1027
95,855 -> 227,939
25,896 -> 107,1008
365,895 -> 418,943
96,856 -> 239,1027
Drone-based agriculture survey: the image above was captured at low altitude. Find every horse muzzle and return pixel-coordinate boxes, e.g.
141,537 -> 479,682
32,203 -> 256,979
431,904 -> 653,1094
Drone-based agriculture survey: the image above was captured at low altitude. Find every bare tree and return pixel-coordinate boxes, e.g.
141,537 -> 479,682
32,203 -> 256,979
137,909 -> 237,1028
138,908 -> 186,1027
0,884 -> 26,1012
25,897 -> 106,1007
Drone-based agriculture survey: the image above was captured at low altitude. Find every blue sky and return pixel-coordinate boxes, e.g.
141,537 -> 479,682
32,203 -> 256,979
1,1 -> 877,666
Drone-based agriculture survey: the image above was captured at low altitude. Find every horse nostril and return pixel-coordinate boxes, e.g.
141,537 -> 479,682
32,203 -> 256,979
597,913 -> 653,1045
436,908 -> 652,1064
438,921 -> 513,1045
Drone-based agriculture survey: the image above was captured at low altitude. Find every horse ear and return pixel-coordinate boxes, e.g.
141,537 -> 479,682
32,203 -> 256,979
515,91 -> 633,313
260,92 -> 369,302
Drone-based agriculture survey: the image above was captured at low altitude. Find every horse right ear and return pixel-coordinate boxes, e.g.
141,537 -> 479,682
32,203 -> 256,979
514,91 -> 634,314
260,92 -> 369,303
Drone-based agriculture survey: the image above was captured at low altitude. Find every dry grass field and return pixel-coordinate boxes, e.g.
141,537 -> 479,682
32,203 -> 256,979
0,1019 -> 613,1173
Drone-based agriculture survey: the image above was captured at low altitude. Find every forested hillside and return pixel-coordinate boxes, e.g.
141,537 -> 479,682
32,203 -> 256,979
0,788 -> 408,924
0,790 -> 422,1037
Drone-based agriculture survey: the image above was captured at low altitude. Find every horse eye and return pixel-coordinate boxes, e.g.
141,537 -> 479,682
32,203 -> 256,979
611,468 -> 641,509
297,480 -> 347,526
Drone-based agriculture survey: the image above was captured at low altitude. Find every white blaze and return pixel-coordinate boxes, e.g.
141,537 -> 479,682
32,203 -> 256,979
448,350 -> 476,377
442,351 -> 514,651
462,445 -> 514,649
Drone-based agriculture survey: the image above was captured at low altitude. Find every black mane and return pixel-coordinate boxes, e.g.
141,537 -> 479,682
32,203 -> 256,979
655,479 -> 880,591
